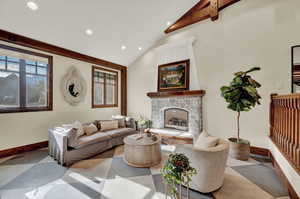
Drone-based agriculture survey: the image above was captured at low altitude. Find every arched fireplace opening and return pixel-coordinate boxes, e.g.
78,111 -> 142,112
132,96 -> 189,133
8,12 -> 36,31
164,108 -> 189,131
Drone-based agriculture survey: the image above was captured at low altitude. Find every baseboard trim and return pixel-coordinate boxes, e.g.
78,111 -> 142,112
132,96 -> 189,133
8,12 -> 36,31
0,141 -> 48,158
250,146 -> 299,198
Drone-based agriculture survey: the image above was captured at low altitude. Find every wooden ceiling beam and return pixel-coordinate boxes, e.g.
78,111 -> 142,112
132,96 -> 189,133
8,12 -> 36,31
210,0 -> 219,21
164,0 -> 240,34
0,29 -> 127,70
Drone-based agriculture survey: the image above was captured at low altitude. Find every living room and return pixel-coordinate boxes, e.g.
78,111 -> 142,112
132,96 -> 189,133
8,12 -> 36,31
0,0 -> 300,198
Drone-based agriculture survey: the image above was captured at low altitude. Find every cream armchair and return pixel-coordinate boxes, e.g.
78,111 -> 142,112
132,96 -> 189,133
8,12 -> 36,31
175,139 -> 229,193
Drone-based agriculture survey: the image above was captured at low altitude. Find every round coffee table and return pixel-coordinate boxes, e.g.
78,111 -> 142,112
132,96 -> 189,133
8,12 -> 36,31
123,134 -> 162,167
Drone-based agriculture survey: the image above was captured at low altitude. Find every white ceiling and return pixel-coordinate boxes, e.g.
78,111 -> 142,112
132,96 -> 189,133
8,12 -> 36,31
0,0 -> 199,66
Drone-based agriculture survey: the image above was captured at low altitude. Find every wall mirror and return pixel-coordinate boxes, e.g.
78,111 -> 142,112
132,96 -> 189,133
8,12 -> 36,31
292,45 -> 300,93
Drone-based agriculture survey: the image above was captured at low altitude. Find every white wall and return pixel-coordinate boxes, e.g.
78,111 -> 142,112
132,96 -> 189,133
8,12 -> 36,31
128,0 -> 300,192
0,41 -> 122,150
128,0 -> 300,147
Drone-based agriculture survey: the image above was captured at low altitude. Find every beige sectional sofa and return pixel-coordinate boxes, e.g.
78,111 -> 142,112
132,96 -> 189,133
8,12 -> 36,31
48,118 -> 137,166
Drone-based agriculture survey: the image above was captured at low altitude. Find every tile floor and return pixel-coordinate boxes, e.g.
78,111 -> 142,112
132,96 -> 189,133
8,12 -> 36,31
0,145 -> 290,199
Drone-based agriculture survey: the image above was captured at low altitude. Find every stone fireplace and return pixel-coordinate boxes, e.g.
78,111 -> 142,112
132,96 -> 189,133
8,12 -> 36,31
147,90 -> 205,139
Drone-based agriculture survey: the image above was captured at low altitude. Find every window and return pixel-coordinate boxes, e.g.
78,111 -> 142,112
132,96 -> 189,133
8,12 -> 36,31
92,66 -> 118,108
0,44 -> 53,113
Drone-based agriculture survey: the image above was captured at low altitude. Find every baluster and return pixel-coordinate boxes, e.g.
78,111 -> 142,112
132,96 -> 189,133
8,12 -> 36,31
276,99 -> 279,143
270,99 -> 278,139
277,99 -> 280,143
287,99 -> 291,157
282,99 -> 285,149
296,97 -> 300,166
288,99 -> 292,157
285,99 -> 288,154
292,98 -> 296,164
278,99 -> 281,146
293,98 -> 300,162
281,99 -> 286,152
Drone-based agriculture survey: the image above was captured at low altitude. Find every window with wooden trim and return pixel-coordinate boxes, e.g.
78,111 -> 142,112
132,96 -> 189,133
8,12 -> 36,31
0,44 -> 53,113
92,66 -> 118,108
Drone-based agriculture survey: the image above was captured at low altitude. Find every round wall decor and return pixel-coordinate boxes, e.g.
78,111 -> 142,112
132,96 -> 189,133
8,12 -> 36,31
61,66 -> 87,106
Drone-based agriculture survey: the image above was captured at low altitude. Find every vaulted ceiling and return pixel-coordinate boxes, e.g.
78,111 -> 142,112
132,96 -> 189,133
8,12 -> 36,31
0,0 -> 199,66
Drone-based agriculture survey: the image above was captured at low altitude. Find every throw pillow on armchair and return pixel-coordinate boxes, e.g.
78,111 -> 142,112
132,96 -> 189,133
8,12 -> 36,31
194,131 -> 219,149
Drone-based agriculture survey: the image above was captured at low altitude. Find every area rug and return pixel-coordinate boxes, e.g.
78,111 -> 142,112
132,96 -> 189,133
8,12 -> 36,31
0,145 -> 289,199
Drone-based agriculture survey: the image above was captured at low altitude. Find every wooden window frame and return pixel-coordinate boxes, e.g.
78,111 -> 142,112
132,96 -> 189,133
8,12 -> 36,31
92,65 -> 118,108
0,44 -> 53,114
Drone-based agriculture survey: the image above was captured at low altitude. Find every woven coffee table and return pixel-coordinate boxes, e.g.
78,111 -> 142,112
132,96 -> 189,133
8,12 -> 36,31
123,134 -> 161,167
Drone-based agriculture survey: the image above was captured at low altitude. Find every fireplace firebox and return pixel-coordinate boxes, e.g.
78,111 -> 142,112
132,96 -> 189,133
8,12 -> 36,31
164,108 -> 188,131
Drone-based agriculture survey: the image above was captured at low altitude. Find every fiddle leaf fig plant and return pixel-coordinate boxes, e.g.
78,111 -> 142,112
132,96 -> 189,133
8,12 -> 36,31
220,67 -> 262,142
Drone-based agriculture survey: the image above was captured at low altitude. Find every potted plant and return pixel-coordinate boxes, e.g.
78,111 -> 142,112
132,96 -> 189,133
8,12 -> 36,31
220,67 -> 262,161
161,153 -> 196,199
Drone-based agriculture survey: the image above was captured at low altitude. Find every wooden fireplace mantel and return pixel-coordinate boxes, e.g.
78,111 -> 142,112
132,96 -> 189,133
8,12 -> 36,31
147,90 -> 206,98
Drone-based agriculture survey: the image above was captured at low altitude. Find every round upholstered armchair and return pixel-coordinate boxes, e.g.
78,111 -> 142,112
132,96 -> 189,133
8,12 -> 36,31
175,139 -> 229,193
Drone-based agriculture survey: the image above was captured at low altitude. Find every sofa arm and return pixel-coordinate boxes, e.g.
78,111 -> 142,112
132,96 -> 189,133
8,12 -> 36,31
48,129 -> 68,165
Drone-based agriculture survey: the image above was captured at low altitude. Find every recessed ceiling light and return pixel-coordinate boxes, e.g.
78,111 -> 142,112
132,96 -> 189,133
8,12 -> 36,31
27,1 -> 39,11
138,47 -> 142,51
166,21 -> 171,26
85,29 -> 93,36
121,45 -> 126,50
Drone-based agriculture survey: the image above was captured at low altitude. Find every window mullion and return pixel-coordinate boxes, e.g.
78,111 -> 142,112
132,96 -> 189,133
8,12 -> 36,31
104,73 -> 107,105
113,76 -> 118,105
19,59 -> 26,108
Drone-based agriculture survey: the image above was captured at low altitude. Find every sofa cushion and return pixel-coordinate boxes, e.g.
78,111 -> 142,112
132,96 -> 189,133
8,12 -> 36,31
66,128 -> 79,147
112,115 -> 126,128
106,128 -> 135,138
83,123 -> 98,136
72,121 -> 85,138
100,120 -> 119,131
70,132 -> 112,149
125,117 -> 136,129
94,120 -> 111,130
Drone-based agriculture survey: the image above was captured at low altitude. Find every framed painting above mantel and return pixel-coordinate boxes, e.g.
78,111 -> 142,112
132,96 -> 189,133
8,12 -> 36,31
157,59 -> 190,92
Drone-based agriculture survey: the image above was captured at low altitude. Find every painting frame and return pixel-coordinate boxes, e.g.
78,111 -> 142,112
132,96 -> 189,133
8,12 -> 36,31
157,59 -> 190,92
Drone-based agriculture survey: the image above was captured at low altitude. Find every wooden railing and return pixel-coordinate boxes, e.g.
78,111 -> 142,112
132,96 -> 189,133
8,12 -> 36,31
270,93 -> 300,175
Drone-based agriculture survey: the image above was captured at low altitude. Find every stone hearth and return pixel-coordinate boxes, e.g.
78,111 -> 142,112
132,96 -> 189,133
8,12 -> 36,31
147,90 -> 205,139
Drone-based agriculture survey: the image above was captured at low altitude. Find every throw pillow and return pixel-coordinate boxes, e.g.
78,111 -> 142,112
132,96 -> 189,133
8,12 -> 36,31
72,121 -> 85,138
94,120 -> 111,130
83,123 -> 98,136
194,131 -> 219,149
125,117 -> 135,128
112,115 -> 126,128
100,120 -> 119,131
125,116 -> 132,122
94,120 -> 102,130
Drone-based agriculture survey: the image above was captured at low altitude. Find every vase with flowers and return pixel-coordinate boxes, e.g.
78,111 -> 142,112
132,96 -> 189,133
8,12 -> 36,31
137,116 -> 152,135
